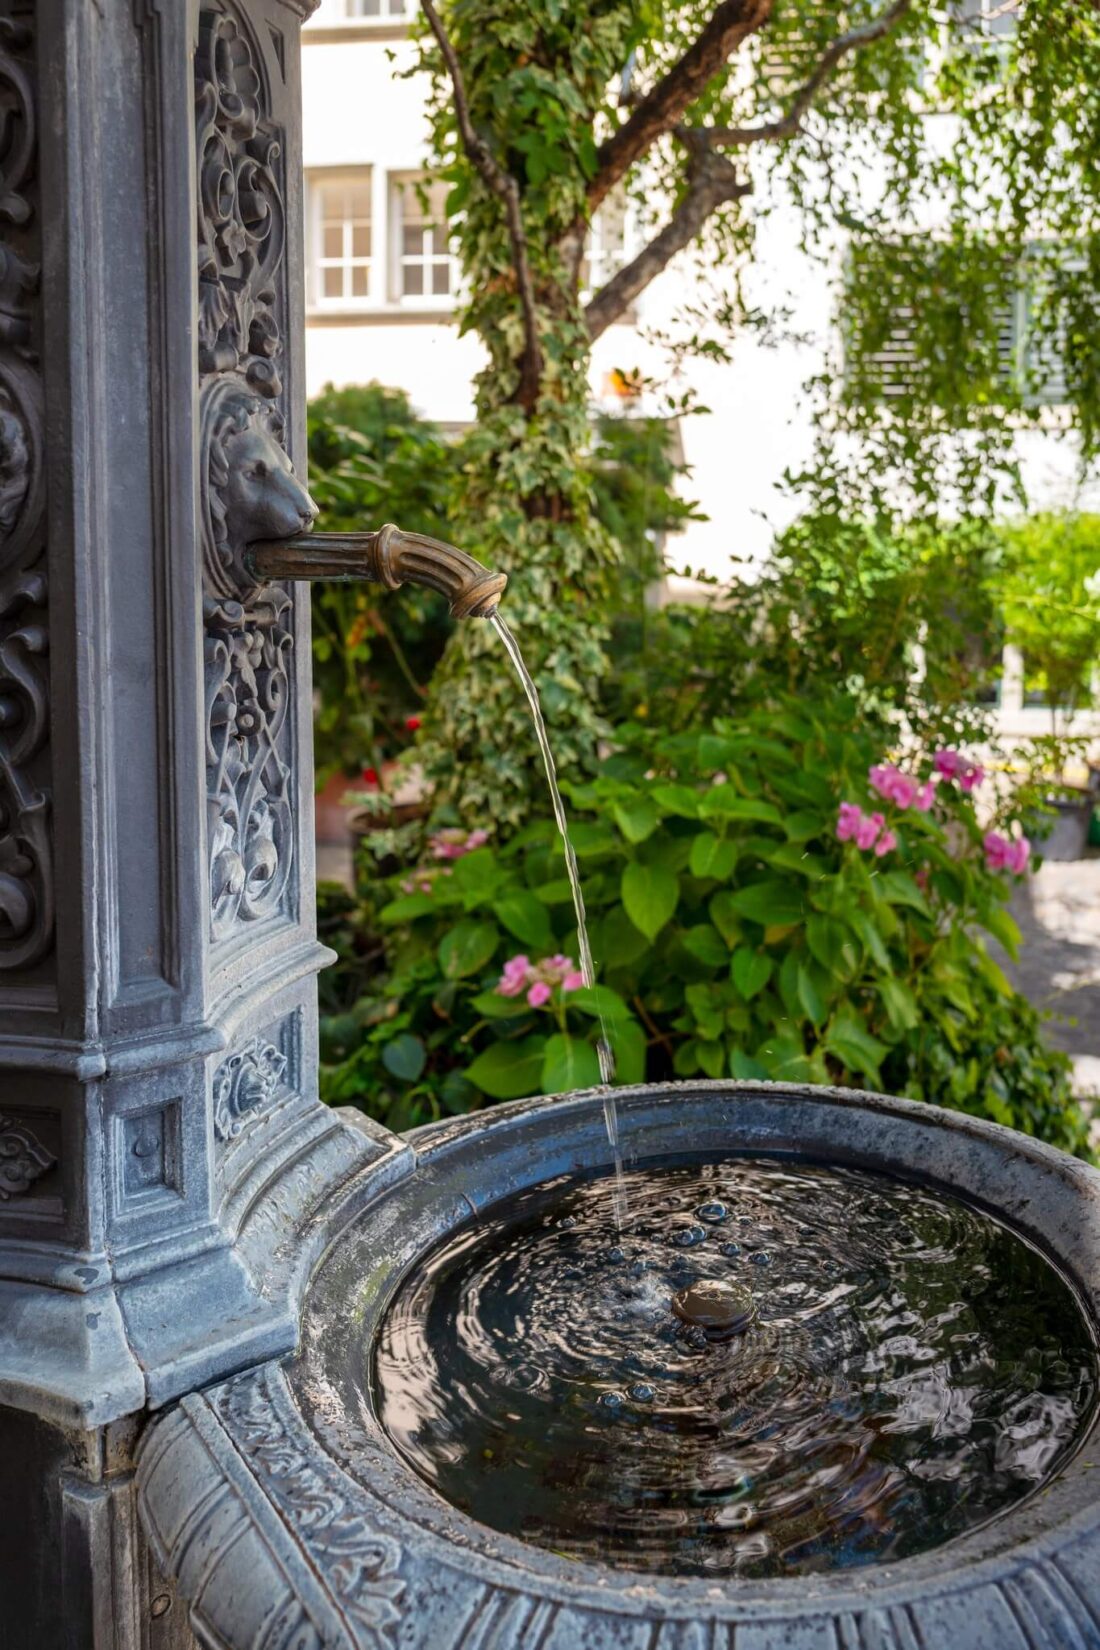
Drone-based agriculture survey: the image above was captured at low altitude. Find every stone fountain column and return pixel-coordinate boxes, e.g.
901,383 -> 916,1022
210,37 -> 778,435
0,4 -> 395,1642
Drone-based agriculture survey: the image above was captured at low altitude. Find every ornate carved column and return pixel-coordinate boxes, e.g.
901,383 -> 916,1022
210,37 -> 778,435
0,3 -> 402,1641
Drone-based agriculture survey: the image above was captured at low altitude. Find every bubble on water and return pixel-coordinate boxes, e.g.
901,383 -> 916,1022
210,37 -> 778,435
560,1215 -> 577,1230
672,1278 -> 756,1337
599,1390 -> 626,1409
609,1246 -> 625,1263
671,1224 -> 707,1248
697,1201 -> 728,1224
721,1242 -> 742,1258
629,1383 -> 656,1403
751,1252 -> 772,1268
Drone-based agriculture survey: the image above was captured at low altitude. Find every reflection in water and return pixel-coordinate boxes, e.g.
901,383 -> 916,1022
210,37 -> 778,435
374,1157 -> 1097,1578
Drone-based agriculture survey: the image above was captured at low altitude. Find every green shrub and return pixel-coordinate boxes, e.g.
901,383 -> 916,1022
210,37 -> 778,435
319,692 -> 1088,1156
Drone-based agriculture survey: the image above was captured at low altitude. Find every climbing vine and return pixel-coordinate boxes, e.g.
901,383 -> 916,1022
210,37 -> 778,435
409,0 -> 1100,828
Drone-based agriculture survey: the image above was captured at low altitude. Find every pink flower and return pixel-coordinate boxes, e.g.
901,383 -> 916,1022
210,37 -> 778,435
837,802 -> 863,842
869,764 -> 919,809
1006,837 -> 1031,875
874,829 -> 897,858
497,954 -> 531,997
562,970 -> 586,992
983,831 -> 1029,875
466,828 -> 490,850
914,781 -> 936,812
855,811 -> 885,851
527,980 -> 552,1008
934,749 -> 984,791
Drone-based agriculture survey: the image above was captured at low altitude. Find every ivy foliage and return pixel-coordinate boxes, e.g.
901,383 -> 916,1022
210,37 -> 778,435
405,0 -> 1100,824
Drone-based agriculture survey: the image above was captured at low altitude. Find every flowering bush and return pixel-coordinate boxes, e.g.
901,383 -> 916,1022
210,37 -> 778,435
319,692 -> 1087,1156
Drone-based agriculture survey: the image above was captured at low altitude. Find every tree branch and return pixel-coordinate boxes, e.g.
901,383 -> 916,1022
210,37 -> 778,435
587,0 -> 775,216
585,141 -> 751,341
420,0 -> 543,410
703,0 -> 915,148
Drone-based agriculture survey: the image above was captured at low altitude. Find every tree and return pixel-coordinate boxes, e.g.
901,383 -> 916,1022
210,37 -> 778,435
410,0 -> 1100,828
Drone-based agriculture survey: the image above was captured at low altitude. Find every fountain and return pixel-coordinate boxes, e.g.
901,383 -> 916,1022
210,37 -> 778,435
3,5 -> 1100,1648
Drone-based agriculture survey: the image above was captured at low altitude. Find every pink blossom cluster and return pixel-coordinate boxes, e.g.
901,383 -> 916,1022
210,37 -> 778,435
983,831 -> 1031,877
933,748 -> 985,792
836,803 -> 897,858
497,953 -> 586,1008
868,763 -> 935,812
429,827 -> 490,862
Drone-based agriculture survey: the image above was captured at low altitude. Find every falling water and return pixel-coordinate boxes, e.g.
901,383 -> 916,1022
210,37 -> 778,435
490,614 -> 627,1220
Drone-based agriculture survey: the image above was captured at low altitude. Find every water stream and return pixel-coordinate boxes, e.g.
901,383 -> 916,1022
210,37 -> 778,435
490,614 -> 626,1219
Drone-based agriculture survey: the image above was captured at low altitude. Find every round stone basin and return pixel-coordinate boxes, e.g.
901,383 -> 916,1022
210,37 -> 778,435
139,1082 -> 1100,1650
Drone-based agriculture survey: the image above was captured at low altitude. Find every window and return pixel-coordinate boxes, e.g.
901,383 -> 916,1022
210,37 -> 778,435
581,190 -> 634,295
394,178 -> 454,302
954,0 -> 1018,41
845,239 -> 1075,409
310,175 -> 372,307
311,0 -> 408,20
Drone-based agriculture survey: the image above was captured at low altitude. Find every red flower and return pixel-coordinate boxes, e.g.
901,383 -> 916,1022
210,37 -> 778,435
361,766 -> 379,787
405,715 -> 422,732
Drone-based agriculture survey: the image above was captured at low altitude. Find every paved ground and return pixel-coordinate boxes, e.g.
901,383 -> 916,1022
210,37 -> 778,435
1000,852 -> 1100,1102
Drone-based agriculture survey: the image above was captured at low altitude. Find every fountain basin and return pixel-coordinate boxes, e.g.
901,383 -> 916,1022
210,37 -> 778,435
137,1082 -> 1100,1649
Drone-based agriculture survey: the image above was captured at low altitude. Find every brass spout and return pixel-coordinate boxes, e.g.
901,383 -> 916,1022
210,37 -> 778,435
246,523 -> 507,619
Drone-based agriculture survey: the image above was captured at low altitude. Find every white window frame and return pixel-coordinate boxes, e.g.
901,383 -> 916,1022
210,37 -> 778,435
306,0 -> 413,27
580,187 -> 638,301
307,171 -> 375,312
390,174 -> 457,309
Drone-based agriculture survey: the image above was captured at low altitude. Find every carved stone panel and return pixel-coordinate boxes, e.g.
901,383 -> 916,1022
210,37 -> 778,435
213,1032 -> 289,1141
0,14 -> 51,974
196,6 -> 308,945
0,1108 -> 54,1199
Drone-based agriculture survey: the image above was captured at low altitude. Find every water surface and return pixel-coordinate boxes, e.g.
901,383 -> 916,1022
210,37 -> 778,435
374,1156 -> 1097,1577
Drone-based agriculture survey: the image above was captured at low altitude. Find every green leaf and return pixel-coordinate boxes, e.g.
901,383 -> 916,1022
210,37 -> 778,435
541,1033 -> 603,1094
568,821 -> 618,857
880,976 -> 919,1033
496,892 -> 553,951
730,1049 -> 769,1081
875,870 -> 931,915
806,914 -> 861,981
568,984 -> 631,1020
471,990 -> 533,1020
682,923 -> 729,968
597,903 -> 652,966
380,1033 -> 426,1082
824,1015 -> 889,1080
451,848 -> 501,901
465,1036 -> 546,1100
622,861 -> 680,940
797,964 -> 828,1028
696,1039 -> 726,1078
439,920 -> 499,980
727,880 -> 807,927
652,783 -> 700,818
783,810 -> 823,843
379,893 -> 435,924
614,796 -> 660,843
533,879 -> 575,905
731,948 -> 773,1001
700,788 -> 783,825
607,1016 -> 647,1085
757,1027 -> 814,1081
709,891 -> 742,947
689,831 -> 739,880
983,904 -> 1022,961
848,908 -> 892,972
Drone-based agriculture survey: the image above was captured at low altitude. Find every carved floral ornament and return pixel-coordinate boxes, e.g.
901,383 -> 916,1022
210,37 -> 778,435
197,7 -> 313,942
0,17 -> 52,973
212,1035 -> 288,1141
0,1111 -> 54,1200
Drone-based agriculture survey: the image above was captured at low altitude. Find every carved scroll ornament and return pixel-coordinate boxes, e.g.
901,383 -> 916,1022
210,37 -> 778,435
0,18 -> 52,972
196,8 -> 313,943
0,1110 -> 54,1200
212,1034 -> 287,1141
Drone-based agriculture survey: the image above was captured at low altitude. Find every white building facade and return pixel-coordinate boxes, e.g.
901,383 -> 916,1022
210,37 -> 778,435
301,0 -> 1098,744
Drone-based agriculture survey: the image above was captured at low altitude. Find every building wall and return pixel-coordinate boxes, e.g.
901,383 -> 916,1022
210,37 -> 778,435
301,5 -> 1099,740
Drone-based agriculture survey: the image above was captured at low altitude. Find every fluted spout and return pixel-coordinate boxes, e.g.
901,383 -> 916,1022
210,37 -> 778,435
246,523 -> 507,619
